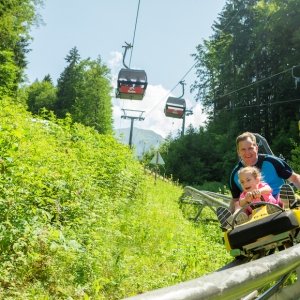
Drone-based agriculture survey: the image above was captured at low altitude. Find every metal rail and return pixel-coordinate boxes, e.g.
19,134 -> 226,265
179,186 -> 230,221
124,244 -> 300,300
181,186 -> 230,207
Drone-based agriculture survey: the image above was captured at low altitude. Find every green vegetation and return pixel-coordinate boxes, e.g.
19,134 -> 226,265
0,98 -> 230,299
22,47 -> 113,134
0,2 -> 231,298
142,0 -> 300,186
0,0 -> 42,96
2,0 -> 300,297
192,0 -> 300,145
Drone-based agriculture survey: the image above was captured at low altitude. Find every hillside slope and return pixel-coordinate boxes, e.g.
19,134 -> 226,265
0,99 -> 230,299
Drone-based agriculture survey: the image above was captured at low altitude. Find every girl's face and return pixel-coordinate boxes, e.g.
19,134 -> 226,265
239,171 -> 259,192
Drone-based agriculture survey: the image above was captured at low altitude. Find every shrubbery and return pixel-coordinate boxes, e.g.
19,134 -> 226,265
0,98 -> 144,298
0,98 -> 230,299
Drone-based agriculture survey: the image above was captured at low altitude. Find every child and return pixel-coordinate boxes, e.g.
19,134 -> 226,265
238,166 -> 282,215
217,166 -> 282,229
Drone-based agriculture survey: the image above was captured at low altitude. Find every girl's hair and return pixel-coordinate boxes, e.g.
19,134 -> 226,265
238,166 -> 261,180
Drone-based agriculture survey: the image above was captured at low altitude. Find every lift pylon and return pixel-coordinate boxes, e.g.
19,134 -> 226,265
121,109 -> 145,148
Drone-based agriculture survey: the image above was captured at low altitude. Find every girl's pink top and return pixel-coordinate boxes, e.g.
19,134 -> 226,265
239,182 -> 281,215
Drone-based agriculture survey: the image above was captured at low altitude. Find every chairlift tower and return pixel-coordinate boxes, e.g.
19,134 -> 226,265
121,109 -> 145,148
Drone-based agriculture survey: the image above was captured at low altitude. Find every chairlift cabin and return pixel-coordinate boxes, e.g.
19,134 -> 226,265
164,97 -> 186,119
116,68 -> 148,100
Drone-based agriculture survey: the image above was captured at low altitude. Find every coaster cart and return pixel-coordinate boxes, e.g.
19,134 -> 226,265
224,200 -> 300,259
116,42 -> 148,101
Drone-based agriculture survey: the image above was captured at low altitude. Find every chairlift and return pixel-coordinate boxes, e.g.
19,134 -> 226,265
116,42 -> 148,100
164,81 -> 186,119
164,97 -> 186,119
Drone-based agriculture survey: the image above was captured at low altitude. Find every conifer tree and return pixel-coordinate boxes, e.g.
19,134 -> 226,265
55,48 -> 113,134
192,0 -> 300,145
55,47 -> 82,117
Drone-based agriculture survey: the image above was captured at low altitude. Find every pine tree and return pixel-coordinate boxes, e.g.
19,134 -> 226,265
55,48 -> 113,134
193,0 -> 300,146
55,47 -> 82,117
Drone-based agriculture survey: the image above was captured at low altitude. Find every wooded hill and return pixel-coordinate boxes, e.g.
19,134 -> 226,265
147,0 -> 300,187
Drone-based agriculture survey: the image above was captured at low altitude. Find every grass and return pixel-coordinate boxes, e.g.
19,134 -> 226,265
0,98 -> 232,299
113,177 -> 231,299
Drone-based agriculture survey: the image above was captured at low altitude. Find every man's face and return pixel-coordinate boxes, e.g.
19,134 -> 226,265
237,137 -> 258,166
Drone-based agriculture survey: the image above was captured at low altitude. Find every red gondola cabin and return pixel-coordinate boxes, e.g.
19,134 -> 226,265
164,97 -> 186,119
116,68 -> 148,100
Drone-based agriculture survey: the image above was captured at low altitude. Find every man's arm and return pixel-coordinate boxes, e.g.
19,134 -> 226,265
288,172 -> 300,189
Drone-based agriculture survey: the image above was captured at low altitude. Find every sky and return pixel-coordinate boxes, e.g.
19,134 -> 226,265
26,0 -> 227,138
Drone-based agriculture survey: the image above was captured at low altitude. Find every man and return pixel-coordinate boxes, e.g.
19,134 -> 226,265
229,132 -> 300,213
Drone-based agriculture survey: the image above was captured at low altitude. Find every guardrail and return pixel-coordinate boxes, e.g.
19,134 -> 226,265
179,186 -> 230,221
124,244 -> 300,300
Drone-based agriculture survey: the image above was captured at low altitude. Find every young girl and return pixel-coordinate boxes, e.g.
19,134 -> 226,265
217,166 -> 286,229
238,166 -> 282,215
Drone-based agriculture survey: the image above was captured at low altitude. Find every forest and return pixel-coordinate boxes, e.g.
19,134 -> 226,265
149,0 -> 300,187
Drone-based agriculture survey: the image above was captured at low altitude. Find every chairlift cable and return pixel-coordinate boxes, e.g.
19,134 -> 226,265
220,98 -> 300,112
178,4 -> 241,84
214,65 -> 300,108
129,0 -> 141,68
144,68 -> 194,118
132,2 -> 241,118
221,67 -> 294,100
115,0 -> 147,101
144,5 -> 241,118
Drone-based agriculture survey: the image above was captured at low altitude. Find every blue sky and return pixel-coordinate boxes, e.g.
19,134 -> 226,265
26,0 -> 227,138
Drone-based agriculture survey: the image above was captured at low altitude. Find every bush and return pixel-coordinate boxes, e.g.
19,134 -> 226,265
0,99 -> 231,299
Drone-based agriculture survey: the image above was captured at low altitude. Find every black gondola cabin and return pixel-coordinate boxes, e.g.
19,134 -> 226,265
164,97 -> 186,119
116,68 -> 148,100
